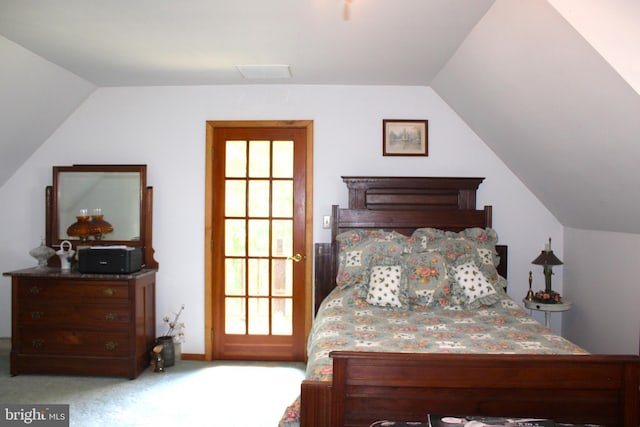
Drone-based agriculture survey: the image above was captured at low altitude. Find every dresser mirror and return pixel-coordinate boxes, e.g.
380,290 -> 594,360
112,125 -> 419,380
45,164 -> 158,269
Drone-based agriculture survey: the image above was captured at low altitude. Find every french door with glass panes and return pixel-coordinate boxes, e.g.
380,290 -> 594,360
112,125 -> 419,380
209,125 -> 307,361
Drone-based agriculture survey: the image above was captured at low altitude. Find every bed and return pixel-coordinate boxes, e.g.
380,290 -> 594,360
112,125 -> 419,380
280,177 -> 639,427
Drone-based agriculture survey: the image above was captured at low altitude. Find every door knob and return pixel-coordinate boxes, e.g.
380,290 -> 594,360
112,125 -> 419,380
287,253 -> 303,262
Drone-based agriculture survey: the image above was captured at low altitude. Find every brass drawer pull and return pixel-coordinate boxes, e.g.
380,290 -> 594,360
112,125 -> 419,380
32,338 -> 44,348
102,288 -> 115,297
29,286 -> 42,295
104,312 -> 116,321
105,341 -> 118,351
30,311 -> 44,319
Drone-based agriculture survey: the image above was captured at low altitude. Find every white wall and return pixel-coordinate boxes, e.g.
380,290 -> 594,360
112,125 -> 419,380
0,85 -> 564,353
563,227 -> 640,354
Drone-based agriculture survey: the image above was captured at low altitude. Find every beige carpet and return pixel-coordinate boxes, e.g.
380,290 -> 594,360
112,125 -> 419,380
0,338 -> 305,427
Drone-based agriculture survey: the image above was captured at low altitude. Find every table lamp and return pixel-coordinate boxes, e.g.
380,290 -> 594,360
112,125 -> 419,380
531,237 -> 563,303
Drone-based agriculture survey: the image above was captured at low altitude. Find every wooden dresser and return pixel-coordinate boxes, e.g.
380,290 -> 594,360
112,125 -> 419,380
3,267 -> 156,379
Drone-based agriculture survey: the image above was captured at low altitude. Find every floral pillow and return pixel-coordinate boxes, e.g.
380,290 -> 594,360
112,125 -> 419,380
426,236 -> 479,263
381,230 -> 410,244
336,229 -> 385,251
408,227 -> 447,252
366,265 -> 406,309
403,252 -> 449,307
459,227 -> 500,266
336,240 -> 370,287
335,231 -> 407,288
447,255 -> 502,308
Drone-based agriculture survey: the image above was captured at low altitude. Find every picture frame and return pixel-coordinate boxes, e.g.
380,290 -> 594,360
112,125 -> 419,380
383,119 -> 428,156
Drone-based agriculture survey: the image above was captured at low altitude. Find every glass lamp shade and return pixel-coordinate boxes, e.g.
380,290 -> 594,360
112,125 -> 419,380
67,215 -> 92,241
90,214 -> 114,239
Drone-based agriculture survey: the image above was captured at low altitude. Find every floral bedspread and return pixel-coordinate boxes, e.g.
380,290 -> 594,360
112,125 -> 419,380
278,286 -> 586,427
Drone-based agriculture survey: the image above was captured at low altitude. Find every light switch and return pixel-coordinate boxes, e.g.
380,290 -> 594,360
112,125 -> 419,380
322,215 -> 331,229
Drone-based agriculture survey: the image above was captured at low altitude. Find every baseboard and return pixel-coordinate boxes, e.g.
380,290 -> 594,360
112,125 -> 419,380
181,353 -> 206,361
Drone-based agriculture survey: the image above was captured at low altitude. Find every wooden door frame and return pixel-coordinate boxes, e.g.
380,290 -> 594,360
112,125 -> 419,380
204,120 -> 314,360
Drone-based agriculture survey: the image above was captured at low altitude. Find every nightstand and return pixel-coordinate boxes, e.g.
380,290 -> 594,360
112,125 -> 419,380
523,299 -> 572,328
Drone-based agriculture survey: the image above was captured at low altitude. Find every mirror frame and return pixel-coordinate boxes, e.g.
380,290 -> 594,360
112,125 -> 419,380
45,164 -> 158,270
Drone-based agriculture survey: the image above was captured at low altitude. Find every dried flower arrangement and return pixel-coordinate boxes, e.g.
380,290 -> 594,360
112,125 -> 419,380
162,304 -> 185,343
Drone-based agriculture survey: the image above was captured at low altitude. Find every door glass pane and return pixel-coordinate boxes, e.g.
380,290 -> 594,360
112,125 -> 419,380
273,140 -> 293,178
272,259 -> 292,296
226,141 -> 247,178
225,180 -> 246,217
248,180 -> 270,217
249,141 -> 270,178
272,180 -> 293,217
248,298 -> 269,334
221,134 -> 299,341
248,258 -> 269,296
248,220 -> 269,256
272,298 -> 292,335
225,259 -> 245,296
225,220 -> 246,256
272,220 -> 292,258
225,297 -> 246,334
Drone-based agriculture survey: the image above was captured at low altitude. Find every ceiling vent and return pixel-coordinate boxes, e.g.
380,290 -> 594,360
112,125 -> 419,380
236,64 -> 292,79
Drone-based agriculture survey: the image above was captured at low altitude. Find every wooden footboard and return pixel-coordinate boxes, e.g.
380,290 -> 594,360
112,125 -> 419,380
301,352 -> 640,427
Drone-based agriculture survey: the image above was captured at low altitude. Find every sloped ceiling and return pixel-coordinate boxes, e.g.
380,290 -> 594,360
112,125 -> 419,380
0,36 -> 95,185
432,0 -> 640,233
0,0 -> 639,233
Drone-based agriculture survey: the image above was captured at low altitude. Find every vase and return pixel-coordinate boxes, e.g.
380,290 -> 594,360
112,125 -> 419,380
156,336 -> 175,367
29,239 -> 55,268
174,342 -> 182,364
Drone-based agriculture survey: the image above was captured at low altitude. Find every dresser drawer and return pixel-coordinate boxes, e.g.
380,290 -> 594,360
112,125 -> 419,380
18,278 -> 129,302
19,329 -> 130,356
18,303 -> 130,328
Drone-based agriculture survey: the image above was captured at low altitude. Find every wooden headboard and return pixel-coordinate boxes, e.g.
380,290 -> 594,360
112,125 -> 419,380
314,176 -> 507,314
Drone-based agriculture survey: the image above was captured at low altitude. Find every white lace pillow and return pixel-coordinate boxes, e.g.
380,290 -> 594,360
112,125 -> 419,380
366,265 -> 404,308
451,259 -> 499,307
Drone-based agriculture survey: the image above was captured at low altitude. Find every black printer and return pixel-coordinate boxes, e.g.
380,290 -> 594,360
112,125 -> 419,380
78,246 -> 143,274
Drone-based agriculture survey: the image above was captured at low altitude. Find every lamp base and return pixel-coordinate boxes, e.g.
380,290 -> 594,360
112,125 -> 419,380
533,289 -> 562,303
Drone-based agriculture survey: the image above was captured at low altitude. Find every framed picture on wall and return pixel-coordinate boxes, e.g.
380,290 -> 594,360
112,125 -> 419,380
382,119 -> 428,156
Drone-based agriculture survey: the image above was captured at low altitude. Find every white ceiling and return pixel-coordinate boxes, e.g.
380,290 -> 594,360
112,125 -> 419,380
1,0 -> 640,234
0,0 -> 493,86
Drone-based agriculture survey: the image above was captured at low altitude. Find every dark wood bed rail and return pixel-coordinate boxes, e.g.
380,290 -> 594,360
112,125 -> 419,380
328,351 -> 640,427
